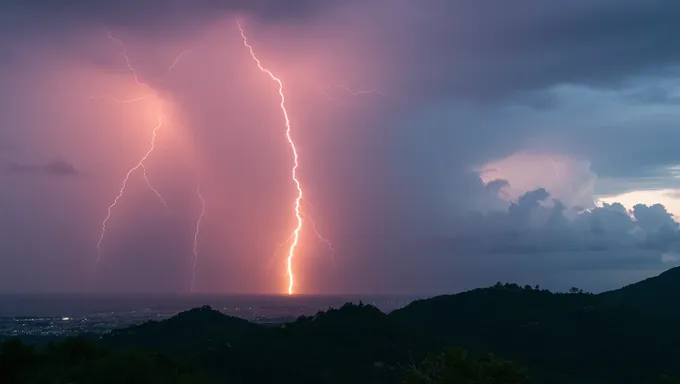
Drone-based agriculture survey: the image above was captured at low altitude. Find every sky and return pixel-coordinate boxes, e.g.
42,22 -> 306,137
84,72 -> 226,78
1,0 -> 680,295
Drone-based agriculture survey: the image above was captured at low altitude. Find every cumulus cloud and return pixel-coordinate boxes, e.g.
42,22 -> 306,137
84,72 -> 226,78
453,188 -> 680,265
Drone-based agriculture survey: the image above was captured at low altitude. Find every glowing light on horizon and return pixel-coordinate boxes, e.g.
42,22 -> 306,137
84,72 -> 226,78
237,22 -> 304,295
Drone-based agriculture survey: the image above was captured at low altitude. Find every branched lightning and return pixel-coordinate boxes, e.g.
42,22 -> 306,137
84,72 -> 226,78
238,22 -> 303,295
304,212 -> 335,263
142,164 -> 168,209
94,32 -> 188,267
168,50 -> 192,73
107,32 -> 143,85
96,114 -> 164,266
300,198 -> 335,257
191,182 -> 206,292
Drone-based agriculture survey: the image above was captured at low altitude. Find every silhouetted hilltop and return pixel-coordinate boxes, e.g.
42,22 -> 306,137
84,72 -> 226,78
105,305 -> 265,354
93,279 -> 680,383
599,265 -> 680,317
279,303 -> 406,383
390,283 -> 680,383
0,337 -> 213,384
10,269 -> 680,383
103,302 -> 402,384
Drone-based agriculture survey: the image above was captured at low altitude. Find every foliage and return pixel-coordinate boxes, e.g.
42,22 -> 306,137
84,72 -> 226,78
600,266 -> 680,317
402,347 -> 529,384
0,337 -> 212,384
661,375 -> 680,384
7,267 -> 680,383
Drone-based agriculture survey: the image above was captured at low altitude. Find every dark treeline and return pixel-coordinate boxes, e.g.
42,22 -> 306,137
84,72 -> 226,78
4,267 -> 680,383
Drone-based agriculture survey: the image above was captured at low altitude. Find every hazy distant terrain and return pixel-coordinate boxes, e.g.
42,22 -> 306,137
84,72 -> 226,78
0,294 -> 421,339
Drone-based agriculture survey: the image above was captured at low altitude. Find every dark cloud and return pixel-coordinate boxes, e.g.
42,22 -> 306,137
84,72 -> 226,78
624,83 -> 680,105
399,1 -> 680,102
583,123 -> 680,180
322,187 -> 680,294
4,1 -> 679,102
0,0 -> 343,36
8,159 -> 79,176
0,0 -> 679,294
451,190 -> 680,260
632,203 -> 678,233
484,179 -> 509,194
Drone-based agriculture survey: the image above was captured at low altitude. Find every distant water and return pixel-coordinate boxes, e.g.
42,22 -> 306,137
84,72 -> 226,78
0,293 -> 425,318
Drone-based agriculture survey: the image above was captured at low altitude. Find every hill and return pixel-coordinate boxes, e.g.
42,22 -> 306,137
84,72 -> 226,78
103,302 -> 407,384
96,279 -> 680,383
7,268 -> 680,383
599,265 -> 680,317
105,305 -> 264,352
390,283 -> 680,383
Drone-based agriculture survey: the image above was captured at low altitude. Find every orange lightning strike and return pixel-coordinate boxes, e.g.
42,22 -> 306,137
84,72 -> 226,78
191,182 -> 206,292
238,22 -> 302,295
94,32 -> 187,267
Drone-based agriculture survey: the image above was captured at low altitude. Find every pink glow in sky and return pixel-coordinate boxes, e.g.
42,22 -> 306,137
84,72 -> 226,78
2,1 -> 680,295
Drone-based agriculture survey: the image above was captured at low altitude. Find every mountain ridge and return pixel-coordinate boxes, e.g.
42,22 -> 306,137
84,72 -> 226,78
91,265 -> 680,383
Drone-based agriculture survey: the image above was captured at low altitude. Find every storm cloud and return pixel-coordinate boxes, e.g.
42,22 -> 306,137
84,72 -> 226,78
0,1 -> 679,294
8,159 -> 80,176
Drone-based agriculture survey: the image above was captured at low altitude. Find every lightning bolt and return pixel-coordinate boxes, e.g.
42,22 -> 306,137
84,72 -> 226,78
238,22 -> 303,295
96,114 -> 164,266
167,50 -> 191,73
142,165 -> 168,209
273,209 -> 335,265
191,182 -> 206,292
104,32 -> 168,209
300,198 -> 335,257
304,212 -> 336,263
94,32 -> 187,267
107,32 -> 144,85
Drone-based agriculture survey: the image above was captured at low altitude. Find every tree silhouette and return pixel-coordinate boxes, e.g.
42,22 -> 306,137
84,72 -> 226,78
403,347 -> 530,384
